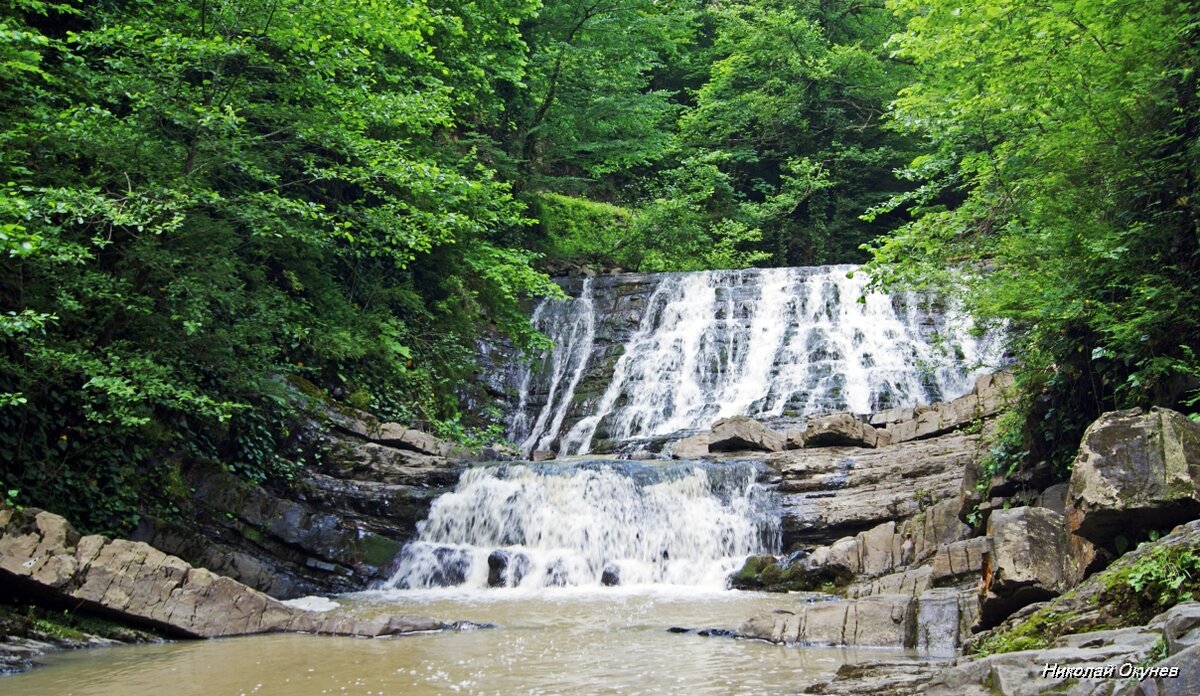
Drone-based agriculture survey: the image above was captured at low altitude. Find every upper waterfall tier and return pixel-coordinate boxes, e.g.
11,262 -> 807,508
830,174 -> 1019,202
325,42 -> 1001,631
500,265 -> 1000,457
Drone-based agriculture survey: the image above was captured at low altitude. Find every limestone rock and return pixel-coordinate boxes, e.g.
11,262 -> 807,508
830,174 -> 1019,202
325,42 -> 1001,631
770,432 -> 979,548
1066,407 -> 1200,547
803,413 -> 881,448
708,416 -> 785,453
738,591 -> 974,653
982,507 -> 1067,626
1131,643 -> 1200,696
1163,602 -> 1200,655
0,508 -> 449,640
670,433 -> 710,459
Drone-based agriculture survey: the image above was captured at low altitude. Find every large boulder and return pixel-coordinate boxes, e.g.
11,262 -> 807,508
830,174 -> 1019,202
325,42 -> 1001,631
802,413 -> 883,449
1066,407 -> 1200,547
708,416 -> 786,453
0,507 -> 450,640
981,506 -> 1067,626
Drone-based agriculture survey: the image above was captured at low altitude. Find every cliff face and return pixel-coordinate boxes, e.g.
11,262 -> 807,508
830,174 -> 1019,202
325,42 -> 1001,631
485,267 -> 995,458
132,404 -> 467,599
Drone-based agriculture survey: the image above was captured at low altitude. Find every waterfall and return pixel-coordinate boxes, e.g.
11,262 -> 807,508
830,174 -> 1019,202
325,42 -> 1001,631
385,461 -> 779,590
509,277 -> 596,458
508,265 -> 997,455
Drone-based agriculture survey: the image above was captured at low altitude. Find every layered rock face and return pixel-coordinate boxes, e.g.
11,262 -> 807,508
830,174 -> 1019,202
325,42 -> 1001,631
0,507 -> 456,639
494,266 -> 997,458
132,402 -> 466,599
757,405 -> 1200,695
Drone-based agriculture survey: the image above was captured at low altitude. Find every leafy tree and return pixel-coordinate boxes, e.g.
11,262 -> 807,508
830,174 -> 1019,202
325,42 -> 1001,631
866,0 -> 1200,471
0,0 -> 558,532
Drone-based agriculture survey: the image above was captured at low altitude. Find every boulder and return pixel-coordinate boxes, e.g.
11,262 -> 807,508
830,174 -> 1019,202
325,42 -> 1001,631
531,449 -> 557,462
0,508 -> 451,640
981,507 -> 1067,626
708,416 -> 786,453
1066,407 -> 1200,548
738,594 -> 932,650
671,433 -> 710,459
803,413 -> 880,448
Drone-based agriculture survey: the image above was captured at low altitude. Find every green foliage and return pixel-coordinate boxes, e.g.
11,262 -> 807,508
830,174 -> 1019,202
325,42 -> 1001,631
0,0 -> 558,533
866,0 -> 1200,473
673,0 -> 917,265
1101,544 -> 1200,624
532,192 -> 636,267
973,608 -> 1070,656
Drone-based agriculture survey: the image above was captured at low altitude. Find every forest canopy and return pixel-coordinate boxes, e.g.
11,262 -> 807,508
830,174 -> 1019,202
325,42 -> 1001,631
1,0 -> 1197,531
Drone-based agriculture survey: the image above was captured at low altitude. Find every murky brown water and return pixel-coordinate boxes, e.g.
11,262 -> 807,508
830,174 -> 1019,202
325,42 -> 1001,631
3,588 -> 912,695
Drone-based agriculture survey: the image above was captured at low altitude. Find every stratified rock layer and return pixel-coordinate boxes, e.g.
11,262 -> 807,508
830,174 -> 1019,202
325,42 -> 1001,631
0,507 -> 447,639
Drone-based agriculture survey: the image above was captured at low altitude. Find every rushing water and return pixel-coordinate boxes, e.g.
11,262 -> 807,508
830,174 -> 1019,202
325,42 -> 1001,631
511,265 -> 999,456
387,460 -> 779,590
7,590 -> 912,695
3,264 -> 981,693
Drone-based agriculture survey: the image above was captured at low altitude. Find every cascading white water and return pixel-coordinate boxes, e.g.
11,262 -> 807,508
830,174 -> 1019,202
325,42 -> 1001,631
514,265 -> 998,455
385,461 -> 779,590
509,278 -> 596,458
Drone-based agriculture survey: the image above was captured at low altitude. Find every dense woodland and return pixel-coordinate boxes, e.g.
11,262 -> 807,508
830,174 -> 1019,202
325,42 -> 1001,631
1,0 -> 1197,533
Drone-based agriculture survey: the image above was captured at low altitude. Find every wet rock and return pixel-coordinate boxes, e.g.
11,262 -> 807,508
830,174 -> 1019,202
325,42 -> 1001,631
601,565 -> 621,586
981,507 -> 1067,626
0,508 -> 452,640
132,455 -> 443,598
709,416 -> 786,453
487,550 -> 509,588
531,449 -> 557,462
1066,407 -> 1200,548
739,594 -> 918,648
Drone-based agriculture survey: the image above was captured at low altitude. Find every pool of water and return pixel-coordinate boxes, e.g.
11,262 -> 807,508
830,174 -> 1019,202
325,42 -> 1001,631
3,588 -> 912,695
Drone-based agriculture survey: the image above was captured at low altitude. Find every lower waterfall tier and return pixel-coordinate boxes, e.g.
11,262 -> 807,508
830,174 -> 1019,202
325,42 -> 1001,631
384,461 -> 780,590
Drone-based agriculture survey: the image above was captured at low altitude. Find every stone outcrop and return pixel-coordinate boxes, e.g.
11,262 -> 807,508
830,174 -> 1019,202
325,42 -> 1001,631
0,507 -> 461,641
670,433 -> 711,459
1066,407 -> 1200,547
738,589 -> 978,655
770,432 -> 980,548
801,413 -> 886,448
872,372 -> 1014,445
980,506 -> 1068,626
131,401 -> 466,599
708,416 -> 786,453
